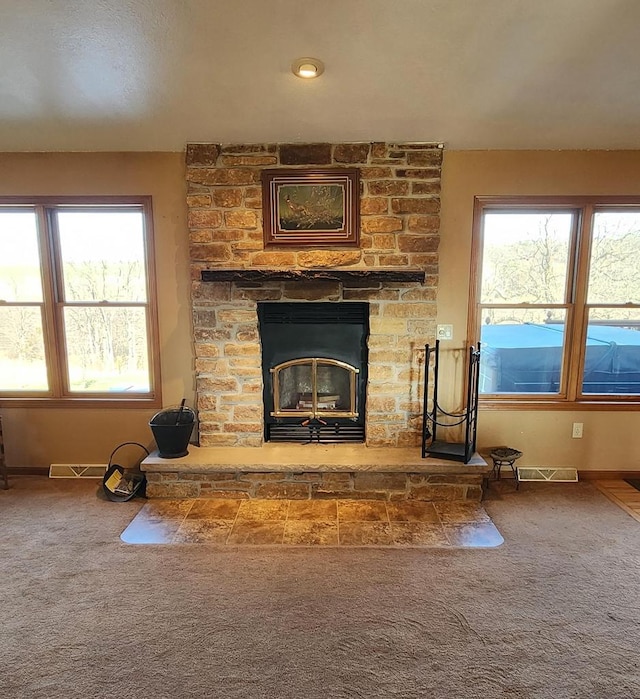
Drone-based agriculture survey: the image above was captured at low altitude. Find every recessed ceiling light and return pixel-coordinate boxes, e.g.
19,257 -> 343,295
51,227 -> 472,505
291,57 -> 324,79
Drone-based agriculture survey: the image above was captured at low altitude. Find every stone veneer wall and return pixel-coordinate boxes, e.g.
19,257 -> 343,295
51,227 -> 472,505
186,142 -> 442,448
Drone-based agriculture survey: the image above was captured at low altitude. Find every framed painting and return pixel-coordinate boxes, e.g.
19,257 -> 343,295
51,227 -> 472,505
262,168 -> 360,247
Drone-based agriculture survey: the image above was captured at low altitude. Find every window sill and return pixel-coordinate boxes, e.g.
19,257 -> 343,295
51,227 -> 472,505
479,399 -> 640,412
0,397 -> 162,410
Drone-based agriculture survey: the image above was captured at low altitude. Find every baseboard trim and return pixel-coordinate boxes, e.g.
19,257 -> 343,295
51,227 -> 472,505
7,466 -> 49,476
578,470 -> 640,480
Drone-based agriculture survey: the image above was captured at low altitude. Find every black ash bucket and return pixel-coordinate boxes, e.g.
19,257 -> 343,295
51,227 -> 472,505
149,403 -> 195,458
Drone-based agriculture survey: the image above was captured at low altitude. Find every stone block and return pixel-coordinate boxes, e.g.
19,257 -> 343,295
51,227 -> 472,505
400,287 -> 437,301
233,405 -> 263,421
371,234 -> 396,250
242,473 -> 286,483
199,433 -> 238,447
255,482 -> 310,499
194,328 -> 231,343
221,155 -> 278,166
296,250 -> 362,268
236,328 -> 259,342
251,252 -> 297,266
408,214 -> 440,233
223,422 -> 262,433
223,343 -> 260,356
289,473 -> 323,483
367,180 -> 410,197
192,308 -> 217,328
190,243 -> 233,262
319,473 -> 353,489
194,345 -> 221,359
211,188 -> 243,208
186,144 -> 220,166
333,143 -> 371,163
368,365 -> 396,380
191,282 -> 232,303
221,144 -> 276,154
218,309 -> 257,323
360,167 -> 393,179
383,302 -> 436,318
187,194 -> 213,208
282,282 -> 341,300
360,198 -> 389,215
412,181 -> 441,195
371,142 -> 387,158
190,230 -> 213,243
398,235 -> 440,253
196,377 -> 239,392
280,143 -> 332,165
224,210 -> 258,229
188,210 -> 223,228
353,473 -> 406,491
406,151 -> 443,167
187,168 -> 260,186
394,168 -> 441,180
366,396 -> 399,412
391,198 -> 440,215
378,254 -> 409,266
146,482 -> 199,498
361,217 -> 403,234
369,317 -> 408,335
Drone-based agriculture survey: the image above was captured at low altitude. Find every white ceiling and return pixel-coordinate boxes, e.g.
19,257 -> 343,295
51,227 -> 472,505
2,0 -> 640,152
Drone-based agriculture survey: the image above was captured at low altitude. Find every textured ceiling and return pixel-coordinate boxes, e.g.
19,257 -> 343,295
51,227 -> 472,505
1,0 -> 640,152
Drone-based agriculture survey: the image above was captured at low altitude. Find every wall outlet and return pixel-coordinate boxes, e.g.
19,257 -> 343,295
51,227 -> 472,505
436,324 -> 453,340
572,422 -> 583,439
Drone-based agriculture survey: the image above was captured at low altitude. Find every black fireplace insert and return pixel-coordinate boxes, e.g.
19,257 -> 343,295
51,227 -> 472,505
258,302 -> 369,443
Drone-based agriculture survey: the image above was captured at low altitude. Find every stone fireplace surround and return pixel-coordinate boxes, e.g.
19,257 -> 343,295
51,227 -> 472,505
142,141 -> 490,500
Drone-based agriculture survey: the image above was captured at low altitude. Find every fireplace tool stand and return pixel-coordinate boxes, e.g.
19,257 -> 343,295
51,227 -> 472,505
421,340 -> 481,464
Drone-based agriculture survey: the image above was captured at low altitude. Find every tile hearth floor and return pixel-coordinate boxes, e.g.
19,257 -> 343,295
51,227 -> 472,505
120,498 -> 504,548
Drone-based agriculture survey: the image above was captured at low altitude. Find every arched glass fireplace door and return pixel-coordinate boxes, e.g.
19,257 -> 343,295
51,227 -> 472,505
271,358 -> 359,419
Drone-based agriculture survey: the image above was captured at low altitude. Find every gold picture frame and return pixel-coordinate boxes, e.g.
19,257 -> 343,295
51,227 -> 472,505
262,168 -> 360,247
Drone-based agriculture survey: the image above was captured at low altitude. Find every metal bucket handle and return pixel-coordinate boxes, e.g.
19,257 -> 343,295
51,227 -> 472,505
108,441 -> 150,469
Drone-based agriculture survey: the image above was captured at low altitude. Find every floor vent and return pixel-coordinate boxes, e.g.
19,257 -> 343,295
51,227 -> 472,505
517,467 -> 578,483
49,464 -> 107,479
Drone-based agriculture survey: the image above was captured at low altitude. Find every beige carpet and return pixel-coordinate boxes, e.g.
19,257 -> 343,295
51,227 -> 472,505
1,476 -> 639,698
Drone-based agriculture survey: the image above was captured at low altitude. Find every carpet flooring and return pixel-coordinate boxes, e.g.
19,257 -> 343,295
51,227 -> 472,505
1,476 -> 639,699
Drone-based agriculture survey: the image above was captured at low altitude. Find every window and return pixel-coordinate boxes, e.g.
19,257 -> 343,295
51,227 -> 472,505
470,197 -> 640,406
0,197 -> 161,406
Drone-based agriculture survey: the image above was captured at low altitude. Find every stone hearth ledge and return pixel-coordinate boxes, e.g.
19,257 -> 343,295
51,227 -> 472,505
142,444 -> 488,473
141,445 -> 490,501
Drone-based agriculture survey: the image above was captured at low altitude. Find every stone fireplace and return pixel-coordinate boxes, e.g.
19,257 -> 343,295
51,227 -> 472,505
187,141 -> 442,449
142,141 -> 490,500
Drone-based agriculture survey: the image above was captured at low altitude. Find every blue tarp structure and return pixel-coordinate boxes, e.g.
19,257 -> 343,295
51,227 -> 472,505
480,323 -> 640,394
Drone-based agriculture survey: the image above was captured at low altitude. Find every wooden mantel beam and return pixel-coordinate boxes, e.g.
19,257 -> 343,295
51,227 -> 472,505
200,268 -> 425,283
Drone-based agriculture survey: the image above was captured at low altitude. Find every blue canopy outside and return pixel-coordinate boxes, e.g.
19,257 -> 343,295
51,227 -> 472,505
480,323 -> 640,393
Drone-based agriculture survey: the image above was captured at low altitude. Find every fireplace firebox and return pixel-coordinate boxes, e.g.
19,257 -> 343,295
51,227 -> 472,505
258,302 -> 369,443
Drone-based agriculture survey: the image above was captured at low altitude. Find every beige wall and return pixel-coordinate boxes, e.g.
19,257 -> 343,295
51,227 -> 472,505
0,153 -> 193,466
438,150 -> 640,471
1,150 -> 639,471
